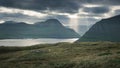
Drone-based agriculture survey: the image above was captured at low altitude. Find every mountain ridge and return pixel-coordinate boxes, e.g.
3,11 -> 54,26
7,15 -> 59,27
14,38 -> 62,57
0,19 -> 80,39
77,15 -> 120,42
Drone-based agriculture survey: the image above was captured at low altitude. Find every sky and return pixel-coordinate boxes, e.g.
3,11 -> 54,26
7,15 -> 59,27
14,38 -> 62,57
0,0 -> 120,32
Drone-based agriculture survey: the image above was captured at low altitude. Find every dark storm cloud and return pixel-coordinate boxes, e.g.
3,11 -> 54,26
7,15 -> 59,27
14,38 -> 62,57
0,13 -> 45,23
0,0 -> 80,13
77,0 -> 120,5
0,0 -> 119,14
0,13 -> 27,18
83,7 -> 110,14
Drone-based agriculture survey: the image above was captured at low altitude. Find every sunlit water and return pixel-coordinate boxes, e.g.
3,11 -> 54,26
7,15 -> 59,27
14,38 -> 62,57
0,38 -> 79,46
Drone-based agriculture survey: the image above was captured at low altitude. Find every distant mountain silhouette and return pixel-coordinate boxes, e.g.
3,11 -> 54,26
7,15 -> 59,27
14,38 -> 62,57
0,19 -> 80,39
77,15 -> 120,42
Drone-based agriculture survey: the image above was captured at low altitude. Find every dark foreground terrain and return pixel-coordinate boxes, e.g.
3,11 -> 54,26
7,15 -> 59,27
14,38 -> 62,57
0,42 -> 120,68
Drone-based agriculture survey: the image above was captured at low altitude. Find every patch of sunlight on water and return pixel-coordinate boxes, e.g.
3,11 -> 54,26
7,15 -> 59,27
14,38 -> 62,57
0,38 -> 79,46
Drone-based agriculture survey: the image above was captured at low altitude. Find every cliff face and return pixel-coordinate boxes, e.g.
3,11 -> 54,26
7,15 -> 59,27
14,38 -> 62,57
0,19 -> 80,39
77,15 -> 120,42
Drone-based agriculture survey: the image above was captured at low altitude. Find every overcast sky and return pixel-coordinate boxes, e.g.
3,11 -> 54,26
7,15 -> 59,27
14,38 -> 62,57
0,0 -> 120,32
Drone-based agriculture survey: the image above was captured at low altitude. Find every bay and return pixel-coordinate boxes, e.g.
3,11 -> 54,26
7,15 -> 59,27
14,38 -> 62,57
0,38 -> 79,46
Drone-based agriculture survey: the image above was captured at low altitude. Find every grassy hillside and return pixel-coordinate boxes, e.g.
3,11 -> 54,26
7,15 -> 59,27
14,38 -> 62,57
0,42 -> 120,68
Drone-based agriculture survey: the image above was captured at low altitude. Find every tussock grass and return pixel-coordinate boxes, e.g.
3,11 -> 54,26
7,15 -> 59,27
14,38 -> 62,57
0,42 -> 120,68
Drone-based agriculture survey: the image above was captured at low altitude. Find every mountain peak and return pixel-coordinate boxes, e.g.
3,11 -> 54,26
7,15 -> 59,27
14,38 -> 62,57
45,19 -> 59,22
34,19 -> 63,27
45,19 -> 63,25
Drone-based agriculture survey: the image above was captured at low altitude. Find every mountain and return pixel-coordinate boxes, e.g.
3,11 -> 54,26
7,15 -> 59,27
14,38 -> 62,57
77,15 -> 120,42
0,19 -> 80,39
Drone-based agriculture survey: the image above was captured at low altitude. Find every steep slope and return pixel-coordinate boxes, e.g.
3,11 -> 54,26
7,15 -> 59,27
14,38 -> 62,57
0,19 -> 80,39
77,15 -> 120,42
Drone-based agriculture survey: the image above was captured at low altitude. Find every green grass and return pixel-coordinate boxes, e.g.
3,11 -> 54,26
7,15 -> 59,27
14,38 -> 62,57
0,42 -> 120,68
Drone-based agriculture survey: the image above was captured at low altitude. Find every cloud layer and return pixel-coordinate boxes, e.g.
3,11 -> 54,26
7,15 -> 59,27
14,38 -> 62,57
0,0 -> 80,13
83,7 -> 110,14
0,0 -> 120,32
